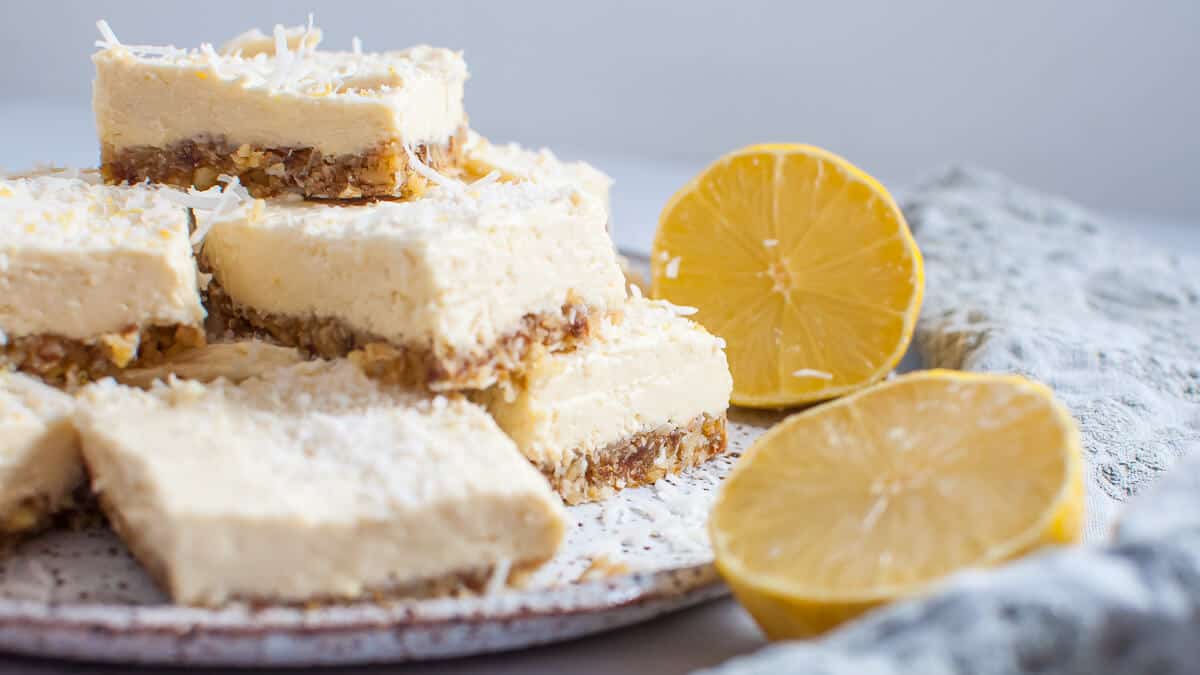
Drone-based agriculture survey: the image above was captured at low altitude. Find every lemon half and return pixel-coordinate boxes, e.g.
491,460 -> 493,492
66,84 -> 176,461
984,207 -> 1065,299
709,370 -> 1085,639
652,144 -> 923,407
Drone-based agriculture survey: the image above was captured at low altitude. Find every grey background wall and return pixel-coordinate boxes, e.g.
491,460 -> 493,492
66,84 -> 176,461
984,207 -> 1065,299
1,0 -> 1197,222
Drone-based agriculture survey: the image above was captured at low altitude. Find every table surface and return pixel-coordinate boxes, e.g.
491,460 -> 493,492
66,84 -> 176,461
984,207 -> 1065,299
1,101 -> 1197,674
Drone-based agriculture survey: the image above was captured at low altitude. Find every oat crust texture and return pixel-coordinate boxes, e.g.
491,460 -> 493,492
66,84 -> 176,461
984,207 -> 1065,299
543,413 -> 728,505
100,128 -> 465,199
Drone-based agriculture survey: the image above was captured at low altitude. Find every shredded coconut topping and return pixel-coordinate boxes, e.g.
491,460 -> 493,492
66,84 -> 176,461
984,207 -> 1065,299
95,20 -> 120,49
160,176 -> 250,247
404,144 -> 465,192
485,558 -> 513,595
93,18 -> 466,99
665,302 -> 699,317
470,170 -> 502,189
0,169 -> 193,250
94,20 -> 186,58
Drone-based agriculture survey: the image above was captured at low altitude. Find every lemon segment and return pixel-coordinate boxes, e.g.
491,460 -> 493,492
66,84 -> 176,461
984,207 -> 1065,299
652,144 -> 923,407
708,370 -> 1084,640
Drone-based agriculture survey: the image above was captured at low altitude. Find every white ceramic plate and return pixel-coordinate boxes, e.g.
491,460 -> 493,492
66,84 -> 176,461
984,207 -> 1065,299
0,409 -> 779,667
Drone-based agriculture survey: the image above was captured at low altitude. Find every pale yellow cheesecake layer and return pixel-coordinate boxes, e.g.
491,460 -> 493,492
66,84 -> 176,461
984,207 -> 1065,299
93,24 -> 467,158
76,360 -> 567,605
481,297 -> 732,466
0,169 -> 204,342
0,372 -> 82,535
199,181 -> 626,387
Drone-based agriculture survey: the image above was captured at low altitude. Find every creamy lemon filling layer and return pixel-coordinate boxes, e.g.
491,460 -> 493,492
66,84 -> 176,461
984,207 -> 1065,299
76,360 -> 567,605
0,169 -> 204,342
0,372 -> 82,535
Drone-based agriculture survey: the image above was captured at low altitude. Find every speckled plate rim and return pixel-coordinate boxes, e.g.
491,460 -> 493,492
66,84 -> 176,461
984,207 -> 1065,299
0,563 -> 726,666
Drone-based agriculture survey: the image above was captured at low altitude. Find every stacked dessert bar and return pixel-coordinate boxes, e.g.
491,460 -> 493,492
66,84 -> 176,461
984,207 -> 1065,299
0,20 -> 731,604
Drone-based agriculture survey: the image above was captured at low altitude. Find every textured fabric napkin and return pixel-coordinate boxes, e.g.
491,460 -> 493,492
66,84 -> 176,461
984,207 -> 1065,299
696,167 -> 1200,674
